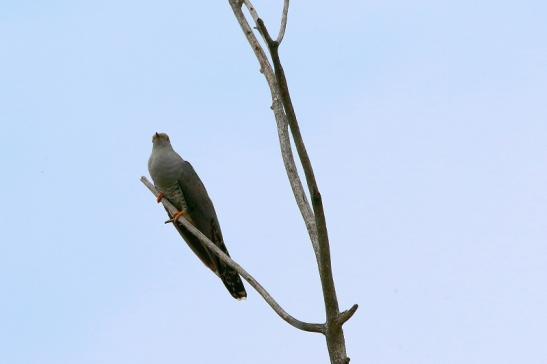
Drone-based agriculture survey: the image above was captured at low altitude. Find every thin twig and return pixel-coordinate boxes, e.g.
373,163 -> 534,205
276,0 -> 290,44
335,304 -> 359,326
141,176 -> 325,334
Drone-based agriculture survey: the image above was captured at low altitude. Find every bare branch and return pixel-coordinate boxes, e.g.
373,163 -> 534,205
254,9 -> 342,314
141,176 -> 325,334
242,0 -> 259,22
242,0 -> 270,47
276,0 -> 290,44
236,7 -> 356,364
274,103 -> 320,258
268,32 -> 350,364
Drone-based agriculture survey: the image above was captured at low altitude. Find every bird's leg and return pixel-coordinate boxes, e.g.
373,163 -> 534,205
156,192 -> 165,203
172,210 -> 188,221
165,210 -> 194,225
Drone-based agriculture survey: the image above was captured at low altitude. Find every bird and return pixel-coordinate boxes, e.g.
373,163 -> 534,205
148,132 -> 247,300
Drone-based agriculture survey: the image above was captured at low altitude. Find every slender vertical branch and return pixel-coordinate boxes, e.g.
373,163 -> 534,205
274,103 -> 321,259
228,1 -> 358,363
253,18 -> 350,363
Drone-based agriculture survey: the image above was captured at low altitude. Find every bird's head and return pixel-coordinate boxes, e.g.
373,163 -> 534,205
152,132 -> 171,147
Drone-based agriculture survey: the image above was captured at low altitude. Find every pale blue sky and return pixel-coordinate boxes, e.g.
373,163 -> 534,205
1,1 -> 546,363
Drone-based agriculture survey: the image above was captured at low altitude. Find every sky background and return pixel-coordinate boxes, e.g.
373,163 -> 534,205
1,0 -> 546,363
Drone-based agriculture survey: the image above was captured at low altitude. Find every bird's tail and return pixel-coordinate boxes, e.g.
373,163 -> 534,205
220,268 -> 247,300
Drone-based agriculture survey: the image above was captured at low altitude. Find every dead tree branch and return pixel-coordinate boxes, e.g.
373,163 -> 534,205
141,176 -> 324,333
229,1 -> 358,363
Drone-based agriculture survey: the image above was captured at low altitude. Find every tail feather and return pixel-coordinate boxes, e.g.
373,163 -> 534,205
220,268 -> 247,300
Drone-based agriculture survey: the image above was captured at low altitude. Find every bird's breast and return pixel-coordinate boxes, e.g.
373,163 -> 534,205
149,151 -> 181,186
148,149 -> 188,211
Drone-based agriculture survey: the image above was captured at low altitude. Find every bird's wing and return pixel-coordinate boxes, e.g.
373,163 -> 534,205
177,162 -> 222,241
162,161 -> 221,275
176,161 -> 247,299
167,204 -> 218,273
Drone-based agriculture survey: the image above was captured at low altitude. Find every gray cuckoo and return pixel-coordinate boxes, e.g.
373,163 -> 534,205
148,132 -> 247,300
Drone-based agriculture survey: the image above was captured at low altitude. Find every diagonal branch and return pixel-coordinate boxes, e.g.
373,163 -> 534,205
242,0 -> 269,46
141,176 -> 325,334
242,0 -> 259,22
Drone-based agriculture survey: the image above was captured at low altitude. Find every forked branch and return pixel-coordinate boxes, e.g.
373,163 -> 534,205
229,1 -> 357,363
